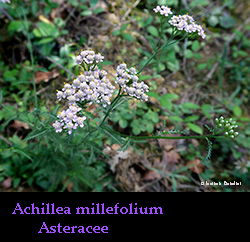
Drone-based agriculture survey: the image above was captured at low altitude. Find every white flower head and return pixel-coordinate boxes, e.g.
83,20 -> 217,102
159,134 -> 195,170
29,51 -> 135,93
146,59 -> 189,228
153,5 -> 172,17
169,14 -> 206,39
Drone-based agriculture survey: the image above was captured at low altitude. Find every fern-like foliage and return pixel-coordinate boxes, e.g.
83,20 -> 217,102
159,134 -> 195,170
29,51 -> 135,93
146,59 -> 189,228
204,124 -> 216,134
202,137 -> 213,163
153,121 -> 189,136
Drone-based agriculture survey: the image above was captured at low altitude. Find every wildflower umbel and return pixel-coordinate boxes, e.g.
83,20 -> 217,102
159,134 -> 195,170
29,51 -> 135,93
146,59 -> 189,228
169,14 -> 206,39
0,0 -> 10,3
116,63 -> 149,101
214,116 -> 239,139
153,5 -> 173,17
75,49 -> 104,65
53,106 -> 86,135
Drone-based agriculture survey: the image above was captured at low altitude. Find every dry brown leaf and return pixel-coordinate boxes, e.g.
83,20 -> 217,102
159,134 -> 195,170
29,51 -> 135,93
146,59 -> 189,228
186,159 -> 204,173
32,71 -> 59,84
142,170 -> 161,181
111,144 -> 120,151
2,177 -> 12,189
10,120 -> 30,130
67,182 -> 73,192
158,139 -> 178,150
103,146 -> 133,172
162,150 -> 180,164
62,177 -> 73,192
106,13 -> 119,24
191,139 -> 199,147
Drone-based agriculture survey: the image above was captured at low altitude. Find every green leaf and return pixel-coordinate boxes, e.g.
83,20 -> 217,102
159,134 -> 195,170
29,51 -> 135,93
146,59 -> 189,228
90,0 -> 98,7
147,91 -> 159,98
185,49 -> 193,58
25,129 -> 48,141
37,37 -> 54,44
121,33 -> 134,42
202,104 -> 212,118
31,0 -> 39,16
132,127 -> 141,135
147,26 -> 159,37
33,22 -> 59,38
185,115 -> 200,122
120,24 -> 128,32
146,123 -> 154,133
219,15 -> 236,29
190,0 -> 209,7
233,106 -> 242,117
167,60 -> 179,72
112,30 -> 120,36
191,40 -> 200,51
208,16 -> 219,27
169,116 -> 184,122
119,119 -> 128,129
197,63 -> 207,70
160,96 -> 173,110
182,102 -> 200,109
60,44 -> 70,58
13,177 -> 21,188
187,123 -> 203,135
93,8 -> 105,14
162,93 -> 179,100
81,10 -> 93,16
150,112 -> 159,123
139,75 -> 153,81
8,21 -> 26,33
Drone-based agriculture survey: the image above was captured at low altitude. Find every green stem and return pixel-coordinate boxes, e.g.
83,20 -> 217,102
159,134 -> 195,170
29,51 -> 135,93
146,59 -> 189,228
101,127 -> 223,140
98,87 -> 123,127
137,34 -> 187,75
79,87 -> 124,141
21,7 -> 38,110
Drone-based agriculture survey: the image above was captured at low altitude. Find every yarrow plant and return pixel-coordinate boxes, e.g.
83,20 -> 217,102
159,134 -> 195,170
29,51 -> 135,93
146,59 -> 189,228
53,49 -> 149,134
52,6 -> 239,163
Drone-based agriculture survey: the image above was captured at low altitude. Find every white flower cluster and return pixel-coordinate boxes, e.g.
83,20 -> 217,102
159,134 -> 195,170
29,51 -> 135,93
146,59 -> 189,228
153,5 -> 172,16
53,50 -> 116,133
0,0 -> 10,3
169,14 -> 206,39
56,66 -> 115,107
53,105 -> 86,134
74,49 -> 104,65
116,63 -> 149,101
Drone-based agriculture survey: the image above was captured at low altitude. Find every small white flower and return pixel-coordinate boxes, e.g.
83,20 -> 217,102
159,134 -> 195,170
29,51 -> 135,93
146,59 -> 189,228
235,160 -> 250,174
75,55 -> 83,65
153,5 -> 172,17
73,78 -> 81,88
52,120 -> 63,133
